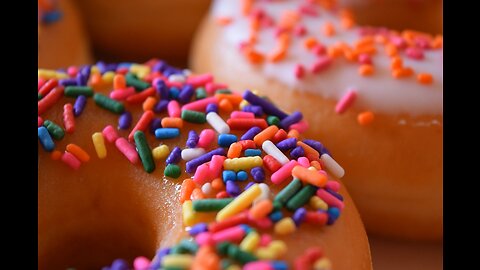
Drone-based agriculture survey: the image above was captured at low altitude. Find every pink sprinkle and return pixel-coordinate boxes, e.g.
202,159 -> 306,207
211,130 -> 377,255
259,234 -> 272,247
390,36 -> 407,49
195,232 -> 214,246
316,189 -> 345,210
293,25 -> 307,36
289,120 -> 309,134
167,100 -> 181,117
311,56 -> 333,73
271,160 -> 299,184
244,261 -> 275,270
109,87 -> 136,101
406,47 -> 424,60
231,111 -> 255,119
210,155 -> 227,179
274,27 -> 288,38
212,225 -> 246,243
197,129 -> 216,148
335,89 -> 357,114
193,163 -> 211,185
61,152 -> 81,170
299,4 -> 319,16
186,73 -> 213,87
102,125 -> 119,143
358,53 -> 372,65
206,82 -> 228,94
325,180 -> 341,192
115,137 -> 139,164
67,66 -> 78,77
312,44 -> 326,56
38,78 -> 46,91
297,157 -> 310,167
182,96 -> 218,112
414,37 -> 432,49
294,64 -> 305,79
164,80 -> 183,88
133,256 -> 150,270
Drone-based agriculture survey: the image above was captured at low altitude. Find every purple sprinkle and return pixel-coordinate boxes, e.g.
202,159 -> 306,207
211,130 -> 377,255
166,146 -> 182,164
110,259 -> 128,270
152,61 -> 168,73
280,111 -> 303,129
241,126 -> 262,141
242,105 -> 264,117
186,130 -> 199,148
276,138 -> 297,151
189,223 -> 208,236
186,148 -> 226,173
150,247 -> 171,269
149,118 -> 162,134
206,103 -> 218,114
76,72 -> 87,86
243,90 -> 288,119
118,111 -> 132,130
302,139 -> 331,156
327,207 -> 340,225
80,65 -> 91,78
293,207 -> 307,227
326,188 -> 344,201
250,167 -> 265,182
73,95 -> 87,117
244,181 -> 255,191
226,181 -> 241,196
178,84 -> 194,104
154,99 -> 169,113
155,80 -> 170,100
59,78 -> 77,87
290,146 -> 305,159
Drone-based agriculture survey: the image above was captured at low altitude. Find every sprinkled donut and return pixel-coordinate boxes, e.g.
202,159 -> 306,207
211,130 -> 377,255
38,60 -> 372,269
190,0 -> 443,240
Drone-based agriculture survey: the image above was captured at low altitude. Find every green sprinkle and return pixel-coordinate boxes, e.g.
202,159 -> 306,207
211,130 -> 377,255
195,87 -> 207,100
134,131 -> 155,173
169,244 -> 188,255
126,73 -> 150,91
274,178 -> 303,206
216,242 -> 232,256
178,239 -> 199,254
220,259 -> 234,270
215,89 -> 232,94
163,267 -> 184,270
267,115 -> 280,126
38,93 -> 43,100
272,200 -> 283,212
164,164 -> 181,178
227,244 -> 257,265
285,184 -> 318,211
181,110 -> 206,124
64,86 -> 94,97
93,93 -> 124,114
43,120 -> 65,140
192,198 -> 235,212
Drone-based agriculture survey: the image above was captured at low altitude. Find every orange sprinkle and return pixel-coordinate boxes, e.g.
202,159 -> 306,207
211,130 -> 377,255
180,178 -> 195,203
375,35 -> 389,45
249,199 -> 274,220
250,18 -> 261,32
357,111 -> 375,126
392,67 -> 414,79
343,49 -> 358,62
279,10 -> 300,30
254,125 -> 279,146
390,56 -> 403,70
50,150 -> 62,161
66,143 -> 90,162
340,9 -> 356,29
248,31 -> 258,44
216,16 -> 233,26
310,160 -> 322,170
327,46 -> 343,58
355,45 -> 377,55
323,22 -> 335,36
432,35 -> 443,49
292,166 -> 327,187
269,47 -> 287,62
191,188 -> 206,200
417,73 -> 434,84
211,178 -> 225,191
192,245 -> 220,270
219,99 -> 234,113
241,0 -> 253,16
215,94 -> 243,106
354,36 -> 375,49
113,74 -> 126,89
142,96 -> 157,111
287,129 -> 300,139
161,117 -> 183,129
303,37 -> 318,50
227,142 -> 243,159
385,44 -> 398,57
358,64 -> 374,76
297,141 -> 320,161
244,47 -> 265,64
90,73 -> 103,87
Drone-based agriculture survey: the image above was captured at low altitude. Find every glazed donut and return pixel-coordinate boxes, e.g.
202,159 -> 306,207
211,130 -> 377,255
190,0 -> 442,241
339,0 -> 442,34
38,0 -> 92,69
74,0 -> 211,65
38,60 -> 372,269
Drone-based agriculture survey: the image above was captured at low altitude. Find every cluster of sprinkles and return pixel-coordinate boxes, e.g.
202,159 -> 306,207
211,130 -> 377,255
215,0 -> 443,126
38,0 -> 62,25
38,59 -> 346,270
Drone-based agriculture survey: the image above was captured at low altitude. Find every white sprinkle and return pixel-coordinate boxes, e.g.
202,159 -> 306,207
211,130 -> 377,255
320,154 -> 345,179
206,112 -> 230,134
183,69 -> 192,76
168,74 -> 186,83
262,140 -> 289,165
201,183 -> 213,195
181,148 -> 206,161
253,183 -> 271,205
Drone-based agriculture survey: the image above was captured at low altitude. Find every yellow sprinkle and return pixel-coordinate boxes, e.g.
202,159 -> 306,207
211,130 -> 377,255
182,201 -> 197,226
162,254 -> 194,268
313,257 -> 332,270
91,132 -> 107,159
130,64 -> 151,80
256,247 -> 276,260
102,71 -> 115,84
152,145 -> 170,160
90,65 -> 100,75
274,217 -> 296,235
225,265 -> 242,270
269,240 -> 287,257
37,69 -> 68,80
216,184 -> 261,221
239,100 -> 249,110
310,196 -> 328,211
240,231 -> 260,252
223,156 -> 263,171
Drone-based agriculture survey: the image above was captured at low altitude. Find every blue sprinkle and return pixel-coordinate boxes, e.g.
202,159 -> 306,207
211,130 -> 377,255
38,126 -> 55,152
271,261 -> 288,270
218,134 -> 238,147
327,207 -> 341,225
269,210 -> 283,222
245,149 -> 262,157
155,128 -> 180,139
223,170 -> 237,182
41,10 -> 62,24
169,87 -> 180,99
240,224 -> 253,234
236,171 -> 248,181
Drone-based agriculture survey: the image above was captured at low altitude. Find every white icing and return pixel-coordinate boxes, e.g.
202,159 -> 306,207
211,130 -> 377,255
210,0 -> 443,116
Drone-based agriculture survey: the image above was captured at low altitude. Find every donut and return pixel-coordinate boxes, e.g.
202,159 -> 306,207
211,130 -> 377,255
38,60 -> 372,269
339,0 -> 442,34
74,0 -> 211,65
190,0 -> 442,241
38,0 -> 93,69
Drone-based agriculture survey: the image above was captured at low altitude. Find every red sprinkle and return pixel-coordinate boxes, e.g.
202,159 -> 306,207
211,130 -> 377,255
63,103 -> 75,133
